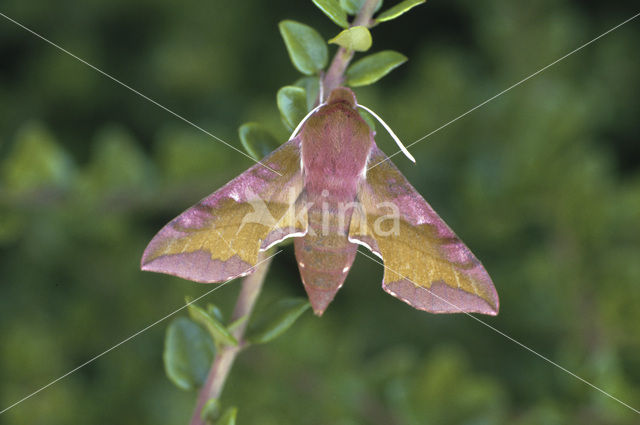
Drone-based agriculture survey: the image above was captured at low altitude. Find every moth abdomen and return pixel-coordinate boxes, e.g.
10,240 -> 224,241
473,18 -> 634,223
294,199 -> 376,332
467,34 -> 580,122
294,231 -> 357,316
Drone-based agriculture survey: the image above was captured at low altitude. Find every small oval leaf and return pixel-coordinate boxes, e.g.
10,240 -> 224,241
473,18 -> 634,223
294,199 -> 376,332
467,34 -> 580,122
340,0 -> 383,15
188,302 -> 238,347
238,123 -> 281,160
247,298 -> 311,345
345,50 -> 407,87
163,317 -> 215,391
215,407 -> 238,425
376,0 -> 425,23
279,20 -> 328,75
277,86 -> 308,132
312,0 -> 349,28
329,26 -> 372,52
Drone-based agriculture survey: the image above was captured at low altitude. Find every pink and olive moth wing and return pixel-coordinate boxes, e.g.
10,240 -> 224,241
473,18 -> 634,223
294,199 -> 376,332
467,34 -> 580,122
141,138 -> 306,282
349,143 -> 499,315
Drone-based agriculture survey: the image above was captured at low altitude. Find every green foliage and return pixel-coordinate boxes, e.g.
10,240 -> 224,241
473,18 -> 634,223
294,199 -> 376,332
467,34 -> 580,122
358,108 -> 377,131
207,304 -> 225,323
376,0 -> 426,22
0,209 -> 24,245
214,407 -> 238,425
279,20 -> 328,75
226,315 -> 249,334
79,125 -> 155,202
187,300 -> 238,347
201,398 -> 222,422
399,346 -> 506,423
312,0 -> 349,28
329,26 -> 372,52
238,123 -> 281,160
154,126 -> 238,185
200,398 -> 238,425
345,50 -> 407,86
340,0 -> 383,15
294,76 -> 321,110
1,122 -> 74,197
247,298 -> 311,344
276,86 -> 308,131
164,318 -> 216,391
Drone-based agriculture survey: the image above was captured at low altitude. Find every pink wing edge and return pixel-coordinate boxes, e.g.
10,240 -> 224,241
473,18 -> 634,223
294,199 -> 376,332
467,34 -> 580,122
349,143 -> 499,315
141,138 -> 306,283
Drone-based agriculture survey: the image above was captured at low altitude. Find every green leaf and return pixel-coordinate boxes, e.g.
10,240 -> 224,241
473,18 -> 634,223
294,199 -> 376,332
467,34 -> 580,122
226,315 -> 248,334
201,398 -> 221,422
312,0 -> 349,28
329,26 -> 372,52
214,407 -> 238,425
340,0 -> 383,15
247,298 -> 311,344
279,20 -> 328,75
358,108 -> 376,131
294,76 -> 321,110
1,121 -> 75,197
163,317 -> 215,391
187,301 -> 238,347
80,125 -> 154,199
238,123 -> 280,160
345,50 -> 407,87
206,304 -> 224,323
277,86 -> 308,132
376,0 -> 425,22
0,211 -> 24,245
155,127 -> 232,183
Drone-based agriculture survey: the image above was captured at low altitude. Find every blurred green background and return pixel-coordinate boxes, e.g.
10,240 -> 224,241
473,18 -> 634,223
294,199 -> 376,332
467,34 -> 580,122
1,0 -> 639,424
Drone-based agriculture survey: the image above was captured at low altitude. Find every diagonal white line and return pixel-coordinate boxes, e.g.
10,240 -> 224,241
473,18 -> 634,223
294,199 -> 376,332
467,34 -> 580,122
0,11 -> 282,176
0,250 -> 281,415
3,3 -> 637,417
356,249 -> 640,415
368,11 -> 640,170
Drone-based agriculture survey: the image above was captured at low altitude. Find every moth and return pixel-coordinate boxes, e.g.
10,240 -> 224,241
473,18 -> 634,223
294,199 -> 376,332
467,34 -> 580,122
141,87 -> 499,316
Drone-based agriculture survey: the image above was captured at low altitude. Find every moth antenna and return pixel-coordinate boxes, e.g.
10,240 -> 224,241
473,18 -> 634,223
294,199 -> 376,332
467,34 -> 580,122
357,104 -> 416,163
318,81 -> 325,103
289,103 -> 325,140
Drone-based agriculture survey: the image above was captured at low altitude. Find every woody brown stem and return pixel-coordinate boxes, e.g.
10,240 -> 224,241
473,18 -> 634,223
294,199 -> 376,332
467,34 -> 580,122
321,0 -> 380,96
189,253 -> 274,425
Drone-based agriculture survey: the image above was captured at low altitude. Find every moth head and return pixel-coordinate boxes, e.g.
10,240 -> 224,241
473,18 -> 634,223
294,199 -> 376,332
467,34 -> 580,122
327,87 -> 357,109
288,87 -> 359,141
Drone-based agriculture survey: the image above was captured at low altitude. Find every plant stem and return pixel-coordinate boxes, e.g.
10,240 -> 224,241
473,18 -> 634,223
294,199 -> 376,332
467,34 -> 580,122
189,252 -> 274,425
321,0 -> 380,96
